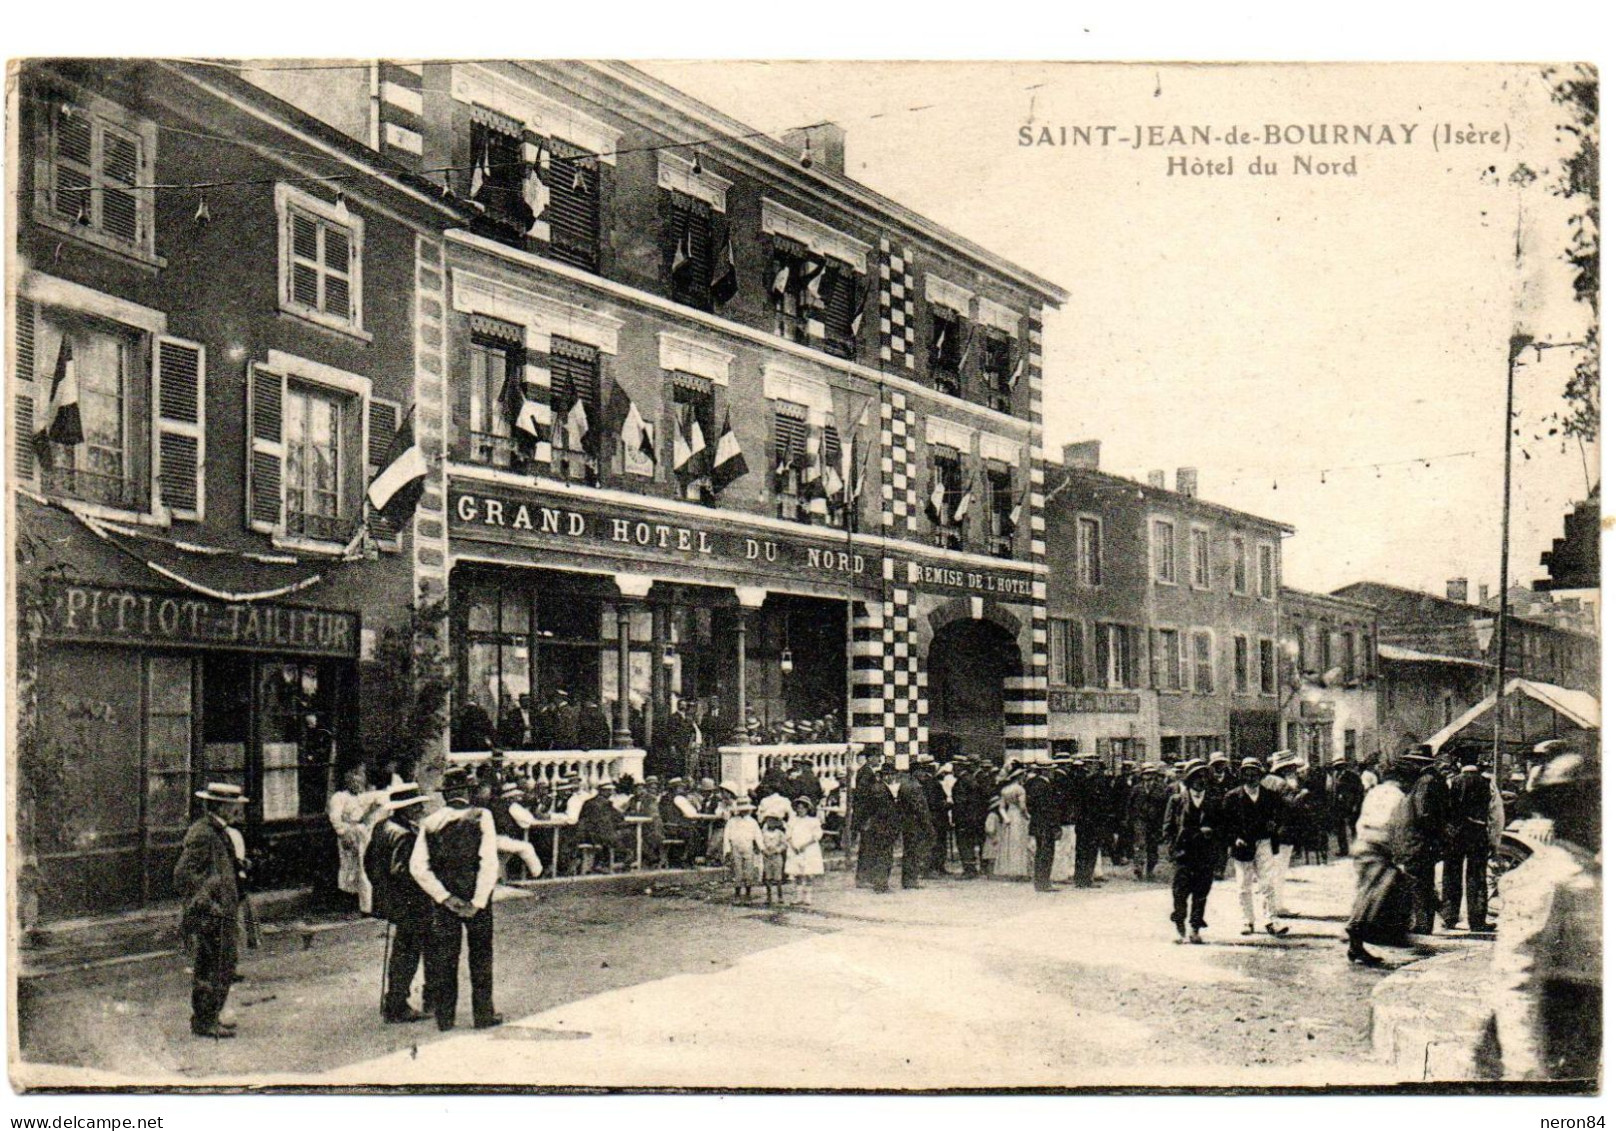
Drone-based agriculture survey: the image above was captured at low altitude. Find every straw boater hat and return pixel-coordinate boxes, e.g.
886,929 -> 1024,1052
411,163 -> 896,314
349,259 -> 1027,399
386,783 -> 432,811
1178,759 -> 1208,780
1270,750 -> 1303,773
1238,756 -> 1265,772
1208,751 -> 1230,766
501,782 -> 525,800
196,782 -> 249,804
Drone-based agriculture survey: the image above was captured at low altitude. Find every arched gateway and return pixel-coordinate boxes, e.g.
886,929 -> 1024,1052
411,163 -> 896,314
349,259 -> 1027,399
924,603 -> 1025,763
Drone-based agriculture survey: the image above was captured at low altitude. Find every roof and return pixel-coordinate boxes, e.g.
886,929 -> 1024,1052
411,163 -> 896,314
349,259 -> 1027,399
1281,586 -> 1380,614
584,62 -> 1069,306
1045,462 -> 1293,536
1426,677 -> 1602,752
1377,643 -> 1492,669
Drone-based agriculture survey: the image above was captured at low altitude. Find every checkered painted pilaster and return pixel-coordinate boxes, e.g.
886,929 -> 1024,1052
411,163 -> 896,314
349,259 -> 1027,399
878,237 -> 916,372
849,600 -> 885,749
414,236 -> 451,769
880,559 -> 924,765
1004,577 -> 1049,759
378,61 -> 425,166
880,389 -> 920,536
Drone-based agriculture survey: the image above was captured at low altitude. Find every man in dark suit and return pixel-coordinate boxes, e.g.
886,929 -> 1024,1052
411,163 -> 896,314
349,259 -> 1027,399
364,783 -> 433,1023
1329,754 -> 1366,857
1221,757 -> 1288,936
1441,749 -> 1494,931
1164,759 -> 1221,942
896,765 -> 935,889
579,779 -> 635,865
857,761 -> 902,893
410,768 -> 502,1031
951,759 -> 990,878
1025,760 -> 1063,892
1404,747 -> 1449,934
174,783 -> 249,1038
1069,758 -> 1108,886
916,760 -> 951,875
549,689 -> 580,750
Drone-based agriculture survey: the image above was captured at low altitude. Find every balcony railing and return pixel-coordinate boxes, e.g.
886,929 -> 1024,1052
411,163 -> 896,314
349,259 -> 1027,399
42,465 -> 139,510
989,534 -> 1014,559
469,430 -> 525,470
286,508 -> 349,543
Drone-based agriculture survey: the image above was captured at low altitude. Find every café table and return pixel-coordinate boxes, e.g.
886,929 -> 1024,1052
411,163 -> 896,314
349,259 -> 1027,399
624,815 -> 650,870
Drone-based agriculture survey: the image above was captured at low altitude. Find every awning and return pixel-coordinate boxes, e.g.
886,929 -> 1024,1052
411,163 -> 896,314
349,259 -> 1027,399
1378,643 -> 1492,669
1425,677 -> 1601,753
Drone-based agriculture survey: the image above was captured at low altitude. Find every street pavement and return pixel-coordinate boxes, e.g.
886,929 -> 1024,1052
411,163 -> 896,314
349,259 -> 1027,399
15,855 -> 1475,1091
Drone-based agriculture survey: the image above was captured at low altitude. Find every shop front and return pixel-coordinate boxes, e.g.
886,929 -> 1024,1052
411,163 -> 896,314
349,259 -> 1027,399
1048,688 -> 1156,766
28,579 -> 361,918
447,479 -> 879,785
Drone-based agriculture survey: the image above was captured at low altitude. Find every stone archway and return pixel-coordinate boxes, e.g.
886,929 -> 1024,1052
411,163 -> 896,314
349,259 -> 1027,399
925,614 -> 1024,763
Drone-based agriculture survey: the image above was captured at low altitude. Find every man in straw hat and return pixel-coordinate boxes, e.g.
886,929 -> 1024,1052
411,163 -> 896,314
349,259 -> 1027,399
1164,759 -> 1221,943
365,783 -> 434,1023
410,768 -> 502,1030
174,782 -> 250,1038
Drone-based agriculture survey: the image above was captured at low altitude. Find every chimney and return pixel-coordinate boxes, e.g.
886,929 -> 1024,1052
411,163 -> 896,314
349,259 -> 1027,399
1176,468 -> 1199,498
1063,440 -> 1101,470
781,122 -> 846,177
1446,577 -> 1469,603
1478,582 -> 1490,605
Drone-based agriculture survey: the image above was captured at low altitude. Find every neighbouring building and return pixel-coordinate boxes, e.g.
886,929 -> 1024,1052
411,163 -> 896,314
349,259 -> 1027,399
1043,442 -> 1291,766
11,59 -> 469,917
1279,587 -> 1381,766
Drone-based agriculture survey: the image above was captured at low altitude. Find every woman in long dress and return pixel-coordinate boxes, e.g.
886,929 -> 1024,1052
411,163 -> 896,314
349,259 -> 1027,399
1345,756 -> 1420,965
328,766 -> 384,913
990,767 -> 1031,879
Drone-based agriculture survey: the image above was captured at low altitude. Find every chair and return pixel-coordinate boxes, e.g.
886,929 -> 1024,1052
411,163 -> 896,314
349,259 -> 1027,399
575,841 -> 618,875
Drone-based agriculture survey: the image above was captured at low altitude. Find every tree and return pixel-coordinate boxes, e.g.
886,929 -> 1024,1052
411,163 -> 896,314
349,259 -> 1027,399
1546,64 -> 1598,442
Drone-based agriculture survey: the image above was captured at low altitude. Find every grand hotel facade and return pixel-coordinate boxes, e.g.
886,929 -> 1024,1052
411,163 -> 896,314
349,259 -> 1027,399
10,59 -> 1065,917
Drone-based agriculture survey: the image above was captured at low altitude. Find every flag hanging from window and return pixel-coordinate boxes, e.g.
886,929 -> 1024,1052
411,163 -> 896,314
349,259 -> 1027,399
1008,487 -> 1024,532
953,481 -> 975,525
770,263 -> 791,297
934,322 -> 948,354
956,323 -> 976,373
38,336 -> 83,454
803,259 -> 827,308
501,369 -> 546,441
523,165 -> 550,234
571,160 -> 588,193
620,398 -> 656,465
671,229 -> 691,282
687,413 -> 706,468
470,137 -> 489,200
1007,344 -> 1025,390
367,408 -> 428,523
565,397 -> 590,452
926,471 -> 945,524
711,411 -> 747,492
849,276 -> 869,337
711,230 -> 738,306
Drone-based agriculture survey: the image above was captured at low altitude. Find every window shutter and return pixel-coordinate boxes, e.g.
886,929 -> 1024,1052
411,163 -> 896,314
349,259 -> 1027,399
1131,627 -> 1147,689
1071,621 -> 1085,688
289,211 -> 320,308
246,365 -> 286,534
53,106 -> 93,223
15,297 -> 37,481
324,225 -> 353,320
1177,631 -> 1191,693
774,407 -> 807,466
154,336 -> 206,520
543,138 -> 599,271
100,124 -> 142,245
367,397 -> 402,545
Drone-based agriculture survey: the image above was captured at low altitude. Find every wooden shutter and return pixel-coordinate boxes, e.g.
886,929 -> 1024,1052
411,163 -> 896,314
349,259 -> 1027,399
549,338 -> 599,410
1177,631 -> 1191,693
543,138 -> 599,271
773,407 -> 807,467
323,224 -> 353,321
1071,620 -> 1085,688
53,105 -> 93,223
824,266 -> 854,340
246,365 -> 286,534
15,297 -> 36,481
154,336 -> 206,520
367,397 -> 402,545
99,123 -> 142,245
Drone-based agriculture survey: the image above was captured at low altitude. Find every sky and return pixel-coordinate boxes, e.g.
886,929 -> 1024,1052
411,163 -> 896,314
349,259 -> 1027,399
640,61 -> 1596,599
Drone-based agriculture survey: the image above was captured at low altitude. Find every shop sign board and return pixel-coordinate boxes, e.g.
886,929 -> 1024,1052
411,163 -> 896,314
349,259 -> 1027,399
1049,689 -> 1140,714
44,582 -> 360,657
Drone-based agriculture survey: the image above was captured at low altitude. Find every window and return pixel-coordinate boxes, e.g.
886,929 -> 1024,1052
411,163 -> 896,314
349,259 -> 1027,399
1076,516 -> 1101,586
1093,623 -> 1136,690
1343,632 -> 1359,683
1050,619 -> 1083,687
1193,629 -> 1215,694
987,464 -> 1015,558
541,138 -> 600,272
979,329 -> 1015,414
1233,635 -> 1251,693
245,354 -> 368,545
34,309 -> 137,509
1258,542 -> 1277,599
768,239 -> 815,346
466,317 -> 525,469
1192,527 -> 1212,588
809,261 -> 859,360
468,112 -> 528,232
772,402 -> 810,521
1259,638 -> 1277,695
284,384 -> 346,543
1231,534 -> 1249,594
668,191 -> 714,312
1153,628 -> 1183,691
35,96 -> 157,262
670,374 -> 715,504
928,307 -> 964,397
1319,628 -> 1335,677
276,184 -> 363,336
1152,519 -> 1177,584
549,337 -> 600,484
929,445 -> 965,550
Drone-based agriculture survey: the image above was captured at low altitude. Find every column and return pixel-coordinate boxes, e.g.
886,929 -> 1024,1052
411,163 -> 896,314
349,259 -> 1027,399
614,574 -> 655,750
731,587 -> 768,745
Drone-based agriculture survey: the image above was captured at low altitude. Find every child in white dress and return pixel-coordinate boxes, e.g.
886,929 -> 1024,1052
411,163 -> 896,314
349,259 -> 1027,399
786,797 -> 825,905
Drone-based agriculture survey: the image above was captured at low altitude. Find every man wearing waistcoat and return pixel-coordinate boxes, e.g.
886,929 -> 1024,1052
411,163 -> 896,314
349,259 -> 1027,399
175,783 -> 250,1038
365,783 -> 434,1023
410,769 -> 502,1031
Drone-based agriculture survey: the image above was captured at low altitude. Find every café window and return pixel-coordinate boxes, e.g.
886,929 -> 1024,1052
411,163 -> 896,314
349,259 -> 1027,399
466,315 -> 525,469
668,191 -> 713,312
468,109 -> 528,232
670,373 -> 716,504
542,138 -> 599,272
1050,618 -> 1084,687
986,463 -> 1016,558
928,307 -> 963,397
929,445 -> 965,550
1153,628 -> 1184,692
549,336 -> 599,484
980,329 -> 1014,414
772,402 -> 810,521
